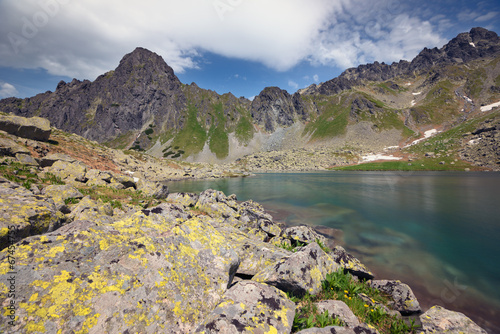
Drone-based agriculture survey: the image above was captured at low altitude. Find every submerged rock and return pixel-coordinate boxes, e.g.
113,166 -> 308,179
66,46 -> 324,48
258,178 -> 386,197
195,281 -> 296,333
419,305 -> 487,334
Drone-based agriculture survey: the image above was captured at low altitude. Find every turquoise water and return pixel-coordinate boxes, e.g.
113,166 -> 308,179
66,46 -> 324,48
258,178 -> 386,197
166,171 -> 500,332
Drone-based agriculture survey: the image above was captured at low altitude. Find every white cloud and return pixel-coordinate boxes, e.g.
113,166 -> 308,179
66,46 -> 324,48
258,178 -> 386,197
475,11 -> 498,22
309,1 -> 447,68
0,0 -> 448,82
313,74 -> 319,82
0,82 -> 19,98
288,80 -> 299,90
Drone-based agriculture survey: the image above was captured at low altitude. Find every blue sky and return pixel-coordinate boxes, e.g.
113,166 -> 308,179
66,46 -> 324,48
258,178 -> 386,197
1,0 -> 499,100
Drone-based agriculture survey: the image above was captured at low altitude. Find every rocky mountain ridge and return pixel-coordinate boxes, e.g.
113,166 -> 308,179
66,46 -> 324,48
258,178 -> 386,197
0,28 -> 499,167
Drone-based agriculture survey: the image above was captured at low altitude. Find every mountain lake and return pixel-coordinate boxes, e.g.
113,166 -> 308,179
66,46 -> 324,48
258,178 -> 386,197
165,171 -> 500,333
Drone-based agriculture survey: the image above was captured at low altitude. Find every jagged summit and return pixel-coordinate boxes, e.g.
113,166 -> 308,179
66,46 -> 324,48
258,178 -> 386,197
305,27 -> 500,96
114,47 -> 179,83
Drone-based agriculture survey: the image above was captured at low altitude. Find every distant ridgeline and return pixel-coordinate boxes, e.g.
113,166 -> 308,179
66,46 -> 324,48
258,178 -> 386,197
1,27 -> 499,163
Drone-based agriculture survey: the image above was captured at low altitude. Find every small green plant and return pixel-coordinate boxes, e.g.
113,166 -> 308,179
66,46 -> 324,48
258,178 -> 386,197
64,197 -> 80,205
42,172 -> 65,185
316,239 -> 331,253
278,242 -> 296,252
291,268 -> 419,333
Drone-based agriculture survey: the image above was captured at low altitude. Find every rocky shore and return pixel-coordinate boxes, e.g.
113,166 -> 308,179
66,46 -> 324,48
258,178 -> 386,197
0,115 -> 489,333
231,147 -> 357,172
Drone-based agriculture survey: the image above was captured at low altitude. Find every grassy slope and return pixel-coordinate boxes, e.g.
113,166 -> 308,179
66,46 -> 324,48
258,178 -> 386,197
171,103 -> 207,157
208,102 -> 230,159
335,110 -> 499,171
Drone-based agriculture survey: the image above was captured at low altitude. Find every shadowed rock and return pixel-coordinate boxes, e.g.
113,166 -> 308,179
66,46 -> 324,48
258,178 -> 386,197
0,115 -> 51,141
0,177 -> 67,250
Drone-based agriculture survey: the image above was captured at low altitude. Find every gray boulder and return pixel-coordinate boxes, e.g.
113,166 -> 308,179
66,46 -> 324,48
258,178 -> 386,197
196,189 -> 239,219
85,169 -> 113,186
16,153 -> 39,166
0,137 -> 30,156
315,300 -> 360,327
282,225 -> 327,246
167,192 -> 199,208
42,184 -> 84,213
253,242 -> 340,296
0,115 -> 51,141
69,196 -> 114,225
239,199 -> 279,235
141,202 -> 192,221
195,281 -> 296,334
0,178 -> 66,250
330,246 -> 374,280
113,173 -> 137,189
46,160 -> 87,183
38,153 -> 77,167
0,212 -> 240,334
137,178 -> 169,199
217,225 -> 292,276
419,306 -> 487,334
369,280 -> 421,315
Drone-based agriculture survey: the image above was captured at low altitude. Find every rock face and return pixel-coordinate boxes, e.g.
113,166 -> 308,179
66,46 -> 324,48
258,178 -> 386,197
195,281 -> 296,333
461,117 -> 500,171
0,115 -> 51,141
251,87 -> 312,132
419,305 -> 487,334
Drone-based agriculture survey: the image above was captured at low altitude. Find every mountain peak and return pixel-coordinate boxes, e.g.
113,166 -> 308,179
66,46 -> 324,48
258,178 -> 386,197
115,47 -> 179,82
